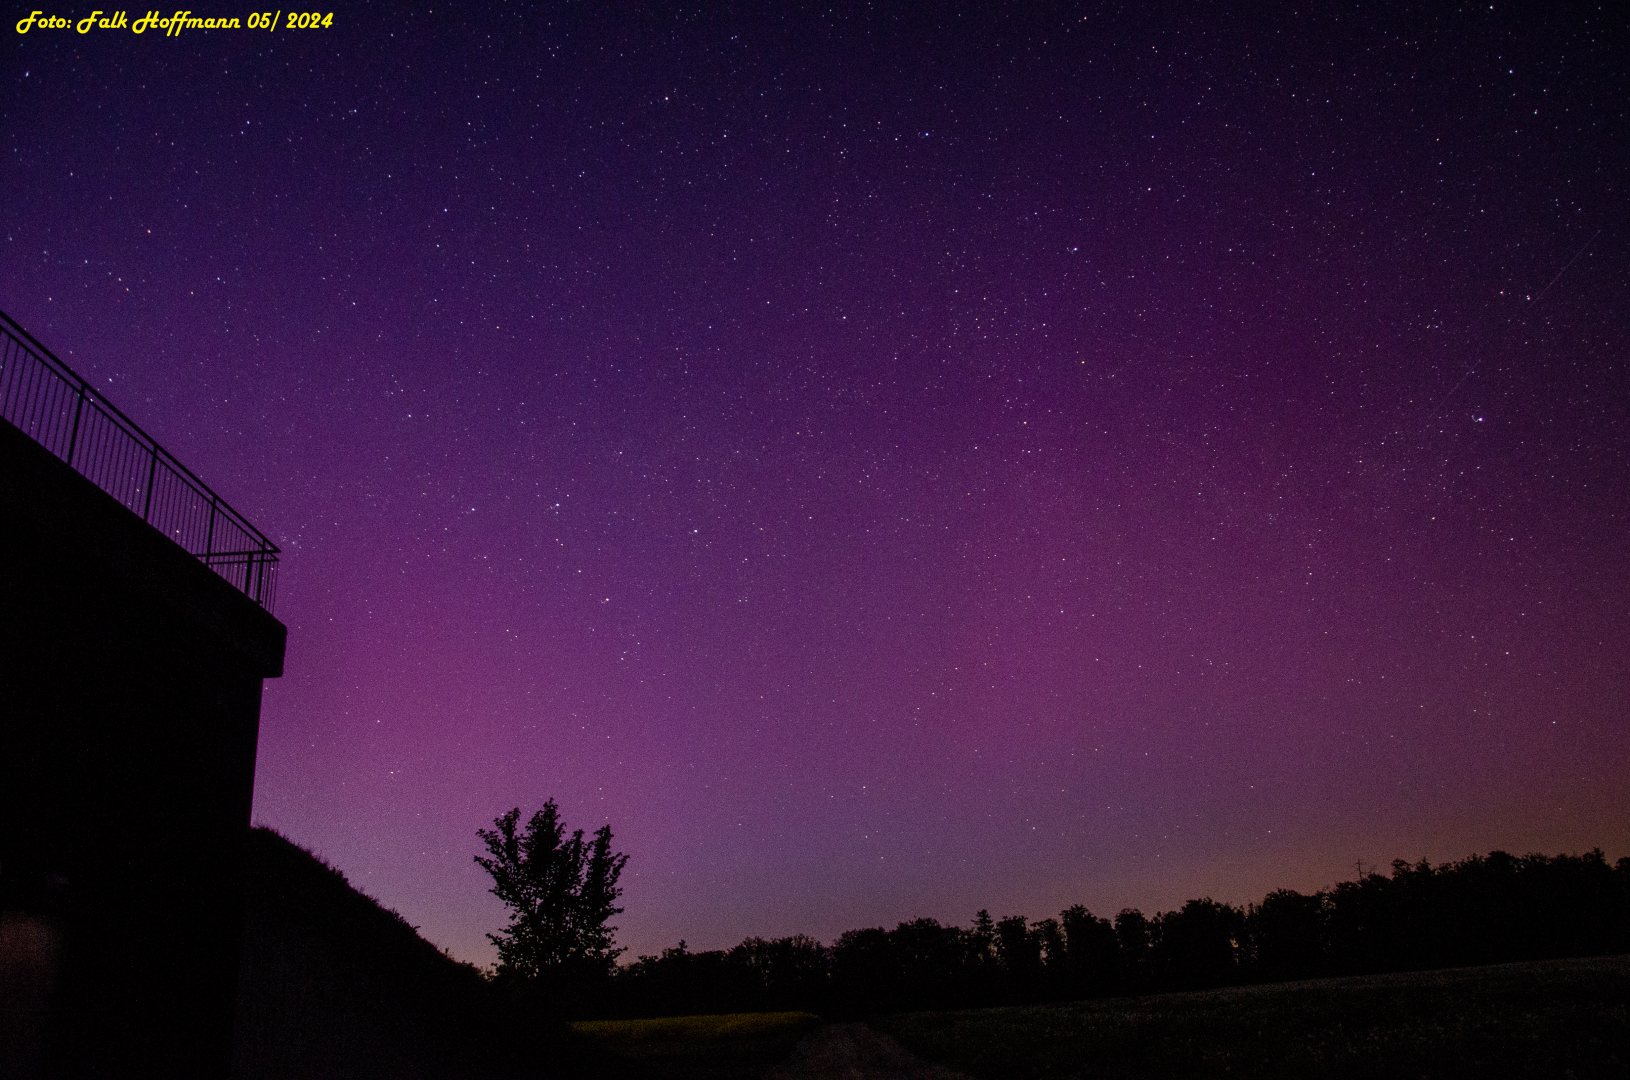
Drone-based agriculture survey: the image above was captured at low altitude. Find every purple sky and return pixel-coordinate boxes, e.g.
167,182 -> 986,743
6,5 -> 1628,967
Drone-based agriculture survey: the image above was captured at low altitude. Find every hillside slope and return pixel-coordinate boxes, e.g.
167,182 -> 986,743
233,826 -> 635,1080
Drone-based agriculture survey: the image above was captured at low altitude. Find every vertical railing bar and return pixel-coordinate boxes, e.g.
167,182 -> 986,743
65,379 -> 86,467
205,494 -> 218,563
143,442 -> 159,522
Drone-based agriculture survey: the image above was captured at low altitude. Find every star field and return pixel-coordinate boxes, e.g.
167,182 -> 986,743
4,3 -> 1627,966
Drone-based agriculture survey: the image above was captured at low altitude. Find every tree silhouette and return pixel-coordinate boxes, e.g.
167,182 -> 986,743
578,845 -> 1630,1019
729,934 -> 831,1010
996,914 -> 1043,995
1114,908 -> 1153,990
1249,889 -> 1328,980
1155,898 -> 1244,989
1060,905 -> 1119,993
475,802 -> 629,984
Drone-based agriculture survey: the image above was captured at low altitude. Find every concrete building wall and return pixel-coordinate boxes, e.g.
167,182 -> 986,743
0,417 -> 285,1080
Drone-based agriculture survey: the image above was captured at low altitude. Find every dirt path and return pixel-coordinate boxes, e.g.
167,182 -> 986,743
764,1023 -> 975,1080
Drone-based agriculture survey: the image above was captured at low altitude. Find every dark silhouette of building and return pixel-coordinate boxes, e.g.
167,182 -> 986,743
0,312 -> 285,1080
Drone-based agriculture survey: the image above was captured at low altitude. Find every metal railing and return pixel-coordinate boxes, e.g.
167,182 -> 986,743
0,309 -> 279,611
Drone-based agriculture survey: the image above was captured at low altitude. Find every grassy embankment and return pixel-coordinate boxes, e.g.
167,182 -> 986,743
573,1012 -> 825,1080
874,954 -> 1630,1080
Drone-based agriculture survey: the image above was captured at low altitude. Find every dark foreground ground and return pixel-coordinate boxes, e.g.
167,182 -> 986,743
577,956 -> 1630,1080
873,955 -> 1630,1080
573,1014 -> 826,1080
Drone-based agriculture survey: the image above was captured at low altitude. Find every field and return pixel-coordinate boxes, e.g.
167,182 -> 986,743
572,1012 -> 826,1080
873,955 -> 1630,1080
569,958 -> 1630,1080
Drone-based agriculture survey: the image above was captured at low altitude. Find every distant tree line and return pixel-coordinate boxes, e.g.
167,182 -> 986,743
584,849 -> 1630,1019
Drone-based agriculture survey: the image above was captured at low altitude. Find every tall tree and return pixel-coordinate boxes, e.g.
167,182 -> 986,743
1060,905 -> 1120,993
1114,908 -> 1154,990
476,801 -> 629,982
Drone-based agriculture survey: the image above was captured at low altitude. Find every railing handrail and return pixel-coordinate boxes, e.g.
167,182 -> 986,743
0,308 -> 280,611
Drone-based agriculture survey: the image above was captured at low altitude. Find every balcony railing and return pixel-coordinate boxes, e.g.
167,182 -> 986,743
0,309 -> 279,611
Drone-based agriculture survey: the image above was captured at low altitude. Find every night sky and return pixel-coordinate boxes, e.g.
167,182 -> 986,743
6,4 -> 1628,968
